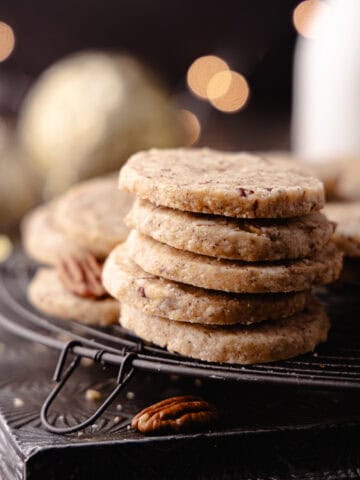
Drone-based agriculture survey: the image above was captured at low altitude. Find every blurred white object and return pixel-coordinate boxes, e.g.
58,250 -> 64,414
292,0 -> 360,164
19,51 -> 185,197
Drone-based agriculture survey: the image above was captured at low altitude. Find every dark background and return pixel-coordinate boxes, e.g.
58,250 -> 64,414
0,0 -> 301,149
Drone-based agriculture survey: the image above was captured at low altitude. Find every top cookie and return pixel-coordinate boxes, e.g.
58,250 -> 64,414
119,148 -> 325,218
51,176 -> 133,258
22,176 -> 133,264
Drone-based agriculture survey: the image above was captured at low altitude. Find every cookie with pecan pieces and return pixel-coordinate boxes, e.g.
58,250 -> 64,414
126,199 -> 334,261
126,230 -> 343,294
120,299 -> 330,364
28,267 -> 119,325
119,148 -> 324,218
103,243 -> 309,325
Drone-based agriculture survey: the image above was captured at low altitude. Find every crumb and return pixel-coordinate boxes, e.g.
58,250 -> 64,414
126,391 -> 135,400
91,424 -> 99,431
13,398 -> 24,408
85,389 -> 102,401
77,431 -> 84,437
127,424 -> 131,430
57,333 -> 72,343
313,352 -> 318,357
81,357 -> 94,367
116,404 -> 123,411
113,416 -> 121,424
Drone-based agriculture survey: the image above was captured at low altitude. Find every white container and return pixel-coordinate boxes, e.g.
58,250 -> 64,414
292,0 -> 360,164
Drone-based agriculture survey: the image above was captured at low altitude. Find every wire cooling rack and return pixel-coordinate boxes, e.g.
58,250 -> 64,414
0,249 -> 359,432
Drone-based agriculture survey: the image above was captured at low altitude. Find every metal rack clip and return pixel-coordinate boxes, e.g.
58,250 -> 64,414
40,341 -> 136,434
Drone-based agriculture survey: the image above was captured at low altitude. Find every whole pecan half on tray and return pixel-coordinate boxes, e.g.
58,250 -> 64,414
131,395 -> 219,434
57,252 -> 107,298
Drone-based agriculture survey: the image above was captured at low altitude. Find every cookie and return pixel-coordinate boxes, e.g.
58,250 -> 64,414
22,176 -> 133,264
336,158 -> 360,201
22,204 -> 82,265
103,244 -> 309,325
119,148 -> 324,218
323,202 -> 360,257
120,299 -> 330,364
126,199 -> 334,261
52,176 -> 133,258
28,268 -> 119,325
126,231 -> 343,293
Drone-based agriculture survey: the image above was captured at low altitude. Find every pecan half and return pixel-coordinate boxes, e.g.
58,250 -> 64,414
131,395 -> 219,434
57,252 -> 106,298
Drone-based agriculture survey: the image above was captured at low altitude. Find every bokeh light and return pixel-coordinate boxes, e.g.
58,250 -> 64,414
207,71 -> 250,113
187,55 -> 229,99
0,22 -> 15,62
178,109 -> 201,145
293,0 -> 327,39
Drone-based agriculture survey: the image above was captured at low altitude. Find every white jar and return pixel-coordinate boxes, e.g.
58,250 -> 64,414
292,0 -> 360,164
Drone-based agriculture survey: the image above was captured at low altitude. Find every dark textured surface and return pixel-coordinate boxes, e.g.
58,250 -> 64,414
0,252 -> 359,478
0,325 -> 360,479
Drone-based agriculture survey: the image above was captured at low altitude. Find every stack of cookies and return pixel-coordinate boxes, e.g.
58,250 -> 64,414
103,149 -> 343,364
22,176 -> 133,325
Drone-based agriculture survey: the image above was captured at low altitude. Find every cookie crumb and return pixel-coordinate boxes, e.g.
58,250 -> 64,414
113,416 -> 121,424
116,403 -> 123,411
194,378 -> 202,387
13,398 -> 24,408
126,391 -> 135,400
81,357 -> 94,367
85,389 -> 102,401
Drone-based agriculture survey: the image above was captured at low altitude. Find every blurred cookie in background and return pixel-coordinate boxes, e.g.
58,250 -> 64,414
18,51 -> 186,198
22,176 -> 132,265
324,201 -> 360,285
23,175 -> 131,325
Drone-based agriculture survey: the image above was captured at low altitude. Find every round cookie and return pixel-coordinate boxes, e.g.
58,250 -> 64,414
22,204 -> 82,265
103,244 -> 309,325
126,199 -> 334,261
120,299 -> 330,364
52,176 -> 133,258
323,202 -> 360,257
28,268 -> 119,325
336,158 -> 360,201
126,231 -> 343,293
119,148 -> 325,218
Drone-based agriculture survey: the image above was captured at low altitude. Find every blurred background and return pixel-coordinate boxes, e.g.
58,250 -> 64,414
0,0 -> 330,246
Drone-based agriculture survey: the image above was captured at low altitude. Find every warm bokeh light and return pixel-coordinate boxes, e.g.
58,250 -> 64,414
207,71 -> 250,113
0,235 -> 12,262
0,22 -> 15,62
178,109 -> 201,145
187,55 -> 229,99
293,0 -> 327,39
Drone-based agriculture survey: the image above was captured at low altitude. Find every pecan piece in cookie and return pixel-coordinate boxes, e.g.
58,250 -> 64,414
131,395 -> 219,434
57,252 -> 106,298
